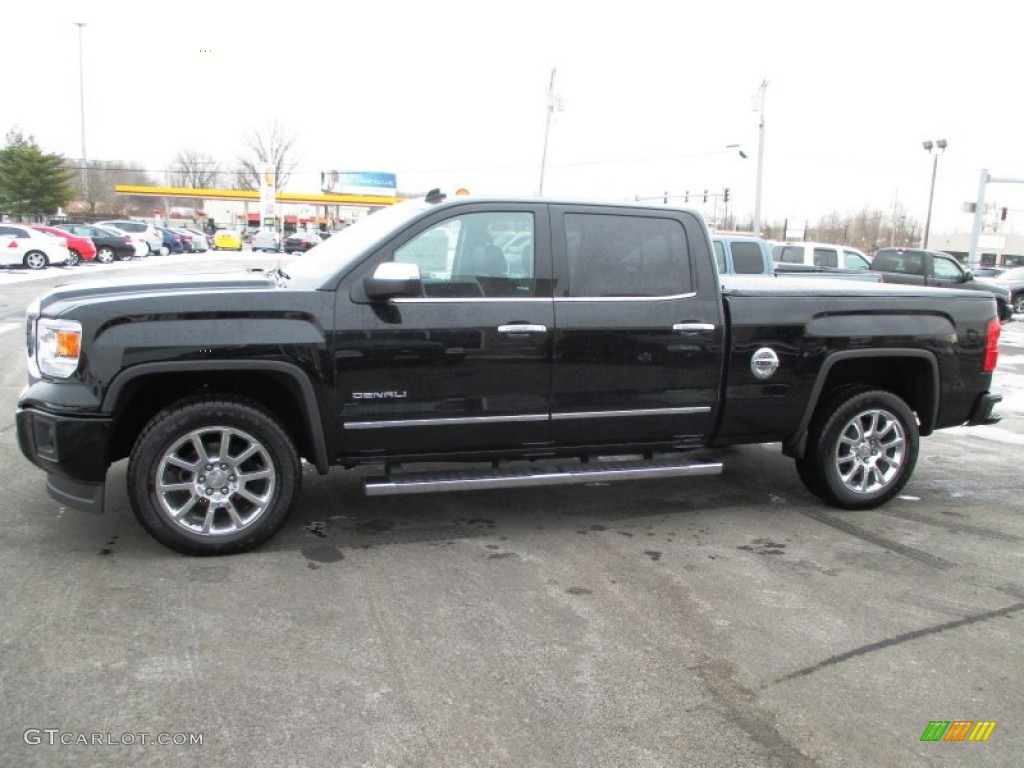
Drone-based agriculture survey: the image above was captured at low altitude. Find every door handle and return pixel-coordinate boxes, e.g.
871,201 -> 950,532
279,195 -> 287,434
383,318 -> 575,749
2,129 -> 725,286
498,324 -> 548,334
672,323 -> 715,334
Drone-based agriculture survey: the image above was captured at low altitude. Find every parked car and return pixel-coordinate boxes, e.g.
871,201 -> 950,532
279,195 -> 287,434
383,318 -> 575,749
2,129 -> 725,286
0,223 -> 71,269
154,226 -> 184,255
101,225 -> 147,258
213,228 -> 244,251
54,224 -> 136,263
991,266 -> 1024,314
169,227 -> 201,252
973,266 -> 1006,278
282,231 -> 322,254
182,227 -> 212,251
96,219 -> 162,255
772,241 -> 873,271
713,234 -> 881,282
251,230 -> 282,252
30,225 -> 96,265
870,247 -> 1013,321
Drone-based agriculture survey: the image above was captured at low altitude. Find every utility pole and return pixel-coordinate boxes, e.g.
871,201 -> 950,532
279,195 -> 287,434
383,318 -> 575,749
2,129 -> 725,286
752,79 -> 768,236
74,21 -> 88,202
538,68 -> 563,196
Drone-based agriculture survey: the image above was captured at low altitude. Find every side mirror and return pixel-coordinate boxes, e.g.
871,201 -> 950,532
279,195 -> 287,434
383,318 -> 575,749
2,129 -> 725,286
363,261 -> 422,300
962,269 -> 973,282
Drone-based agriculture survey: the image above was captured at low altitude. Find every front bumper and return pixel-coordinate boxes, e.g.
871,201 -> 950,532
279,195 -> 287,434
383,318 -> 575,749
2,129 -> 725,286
17,407 -> 112,514
966,392 -> 1003,427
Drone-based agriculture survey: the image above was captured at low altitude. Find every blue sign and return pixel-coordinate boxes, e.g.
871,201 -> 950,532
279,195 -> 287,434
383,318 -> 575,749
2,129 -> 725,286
321,171 -> 397,196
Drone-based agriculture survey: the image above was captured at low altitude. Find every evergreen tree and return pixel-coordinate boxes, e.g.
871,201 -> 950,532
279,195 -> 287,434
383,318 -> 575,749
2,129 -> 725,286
0,128 -> 75,215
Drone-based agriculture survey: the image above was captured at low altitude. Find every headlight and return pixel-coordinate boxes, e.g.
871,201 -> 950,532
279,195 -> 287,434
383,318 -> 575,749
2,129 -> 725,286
35,317 -> 82,378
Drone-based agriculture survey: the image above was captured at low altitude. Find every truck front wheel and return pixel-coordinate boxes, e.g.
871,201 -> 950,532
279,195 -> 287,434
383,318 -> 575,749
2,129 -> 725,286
795,386 -> 919,509
127,397 -> 301,555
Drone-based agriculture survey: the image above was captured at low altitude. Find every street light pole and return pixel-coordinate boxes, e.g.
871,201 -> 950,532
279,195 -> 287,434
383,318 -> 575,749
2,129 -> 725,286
537,68 -> 566,196
752,79 -> 768,236
74,21 -> 88,202
921,139 -> 947,249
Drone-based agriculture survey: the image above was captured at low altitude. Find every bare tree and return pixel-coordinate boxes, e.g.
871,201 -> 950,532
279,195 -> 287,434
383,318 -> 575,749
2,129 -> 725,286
234,120 -> 299,191
167,149 -> 221,189
66,159 -> 161,216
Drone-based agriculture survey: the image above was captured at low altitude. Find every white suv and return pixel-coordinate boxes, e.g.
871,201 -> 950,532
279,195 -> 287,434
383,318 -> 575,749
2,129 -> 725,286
97,219 -> 162,255
772,241 -> 872,270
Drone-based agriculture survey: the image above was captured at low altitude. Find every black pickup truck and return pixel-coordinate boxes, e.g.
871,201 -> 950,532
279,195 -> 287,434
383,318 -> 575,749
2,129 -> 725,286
870,246 -> 1014,321
17,195 -> 1003,554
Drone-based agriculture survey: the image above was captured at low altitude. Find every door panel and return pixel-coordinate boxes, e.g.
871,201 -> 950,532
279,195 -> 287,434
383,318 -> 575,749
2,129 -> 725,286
332,203 -> 554,457
549,206 -> 723,447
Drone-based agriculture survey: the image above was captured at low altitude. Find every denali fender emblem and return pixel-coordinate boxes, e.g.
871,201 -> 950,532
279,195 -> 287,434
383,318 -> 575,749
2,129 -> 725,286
750,348 -> 780,380
352,391 -> 408,400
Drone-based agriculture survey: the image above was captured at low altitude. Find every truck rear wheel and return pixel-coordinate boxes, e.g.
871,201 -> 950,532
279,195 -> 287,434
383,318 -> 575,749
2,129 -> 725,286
795,386 -> 918,509
127,397 -> 301,555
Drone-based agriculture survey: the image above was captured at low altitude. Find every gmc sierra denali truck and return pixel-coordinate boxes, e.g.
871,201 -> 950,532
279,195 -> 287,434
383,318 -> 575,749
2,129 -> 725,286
17,194 -> 1003,555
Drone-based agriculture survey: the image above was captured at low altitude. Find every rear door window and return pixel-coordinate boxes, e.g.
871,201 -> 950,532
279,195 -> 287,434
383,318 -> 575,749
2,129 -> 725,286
564,213 -> 690,297
773,245 -> 804,263
813,247 -> 838,267
731,242 -> 766,274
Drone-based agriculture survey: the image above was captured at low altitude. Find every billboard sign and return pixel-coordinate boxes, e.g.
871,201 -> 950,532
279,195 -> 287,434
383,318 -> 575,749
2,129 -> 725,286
321,171 -> 397,196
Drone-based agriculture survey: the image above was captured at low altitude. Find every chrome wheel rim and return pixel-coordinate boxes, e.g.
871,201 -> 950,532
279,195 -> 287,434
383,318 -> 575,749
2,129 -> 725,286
1015,295 -> 1024,314
25,252 -> 46,269
98,248 -> 114,263
833,408 -> 906,495
155,425 -> 276,536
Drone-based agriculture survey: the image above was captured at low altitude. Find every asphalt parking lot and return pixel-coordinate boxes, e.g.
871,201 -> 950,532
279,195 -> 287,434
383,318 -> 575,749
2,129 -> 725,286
0,257 -> 1021,767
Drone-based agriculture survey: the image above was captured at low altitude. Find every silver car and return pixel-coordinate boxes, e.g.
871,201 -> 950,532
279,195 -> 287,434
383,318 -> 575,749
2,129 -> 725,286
251,230 -> 282,252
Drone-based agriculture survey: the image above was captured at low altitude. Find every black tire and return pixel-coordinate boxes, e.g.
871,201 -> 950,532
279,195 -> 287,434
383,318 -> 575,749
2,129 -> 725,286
66,250 -> 82,266
127,397 -> 301,555
997,298 -> 1011,323
795,386 -> 918,510
1012,293 -> 1024,315
24,250 -> 48,270
96,247 -> 115,264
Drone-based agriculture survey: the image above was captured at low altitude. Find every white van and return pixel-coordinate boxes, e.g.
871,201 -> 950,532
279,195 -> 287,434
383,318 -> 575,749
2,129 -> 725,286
771,241 -> 872,271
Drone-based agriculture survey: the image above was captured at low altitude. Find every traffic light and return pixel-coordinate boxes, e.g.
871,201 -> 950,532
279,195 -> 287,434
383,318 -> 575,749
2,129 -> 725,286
1001,206 -> 1008,221
685,190 -> 690,203
723,188 -> 730,203
663,191 -> 668,204
703,189 -> 708,203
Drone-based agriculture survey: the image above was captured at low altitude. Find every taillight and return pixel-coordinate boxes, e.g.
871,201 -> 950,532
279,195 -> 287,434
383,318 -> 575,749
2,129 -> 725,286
6,240 -> 17,249
983,318 -> 1000,373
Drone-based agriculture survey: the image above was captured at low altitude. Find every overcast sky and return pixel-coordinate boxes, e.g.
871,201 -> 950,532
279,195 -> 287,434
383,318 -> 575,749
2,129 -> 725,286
4,0 -> 1023,236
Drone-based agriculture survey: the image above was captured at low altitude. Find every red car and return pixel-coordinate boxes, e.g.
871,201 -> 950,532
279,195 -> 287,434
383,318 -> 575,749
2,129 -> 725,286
30,224 -> 97,266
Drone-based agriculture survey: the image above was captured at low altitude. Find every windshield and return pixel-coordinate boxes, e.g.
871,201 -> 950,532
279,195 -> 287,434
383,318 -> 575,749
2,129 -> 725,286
285,199 -> 433,284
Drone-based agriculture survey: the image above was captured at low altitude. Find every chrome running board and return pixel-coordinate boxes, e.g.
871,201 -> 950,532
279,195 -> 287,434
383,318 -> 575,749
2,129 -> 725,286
363,457 -> 723,497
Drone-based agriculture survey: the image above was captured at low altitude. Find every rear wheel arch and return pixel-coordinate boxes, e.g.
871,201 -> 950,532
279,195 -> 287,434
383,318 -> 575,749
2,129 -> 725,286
783,350 -> 937,459
795,385 -> 920,509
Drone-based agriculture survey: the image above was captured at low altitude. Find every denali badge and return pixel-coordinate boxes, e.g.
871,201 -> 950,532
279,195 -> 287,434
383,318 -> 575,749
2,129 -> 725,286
750,348 -> 780,380
352,391 -> 408,400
